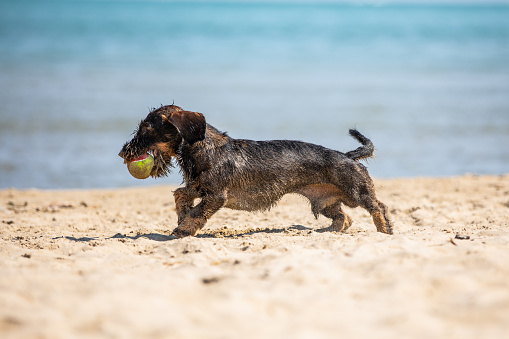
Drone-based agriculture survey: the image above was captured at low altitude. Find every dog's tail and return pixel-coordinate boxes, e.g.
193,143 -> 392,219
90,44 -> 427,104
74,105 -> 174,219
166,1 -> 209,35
346,129 -> 375,161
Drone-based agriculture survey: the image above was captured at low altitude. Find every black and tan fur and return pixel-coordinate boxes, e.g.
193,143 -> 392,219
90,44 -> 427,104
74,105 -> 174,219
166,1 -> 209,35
119,105 -> 393,238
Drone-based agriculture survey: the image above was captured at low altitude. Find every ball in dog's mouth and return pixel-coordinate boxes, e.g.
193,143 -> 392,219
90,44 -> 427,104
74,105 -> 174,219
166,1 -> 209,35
127,153 -> 154,179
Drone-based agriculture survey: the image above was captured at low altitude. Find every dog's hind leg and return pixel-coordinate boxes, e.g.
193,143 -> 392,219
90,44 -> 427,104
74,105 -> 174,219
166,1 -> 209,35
297,184 -> 353,233
376,200 -> 393,234
318,201 -> 353,232
362,198 -> 393,235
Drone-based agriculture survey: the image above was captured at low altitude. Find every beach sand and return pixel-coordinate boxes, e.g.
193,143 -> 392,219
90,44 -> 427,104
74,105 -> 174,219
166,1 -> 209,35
1,175 -> 509,339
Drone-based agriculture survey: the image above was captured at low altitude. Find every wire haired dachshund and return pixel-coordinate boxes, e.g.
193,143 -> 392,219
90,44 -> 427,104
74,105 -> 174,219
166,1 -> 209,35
119,105 -> 393,238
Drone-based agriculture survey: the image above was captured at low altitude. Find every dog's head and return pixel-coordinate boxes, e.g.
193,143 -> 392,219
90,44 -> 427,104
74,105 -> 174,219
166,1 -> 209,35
118,105 -> 206,178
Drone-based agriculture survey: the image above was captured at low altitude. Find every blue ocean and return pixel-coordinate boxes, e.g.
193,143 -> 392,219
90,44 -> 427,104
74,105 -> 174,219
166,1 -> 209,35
1,0 -> 508,189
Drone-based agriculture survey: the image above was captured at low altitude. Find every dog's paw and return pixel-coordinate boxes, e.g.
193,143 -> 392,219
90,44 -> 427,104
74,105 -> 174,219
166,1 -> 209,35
171,217 -> 205,238
317,216 -> 353,233
171,227 -> 196,238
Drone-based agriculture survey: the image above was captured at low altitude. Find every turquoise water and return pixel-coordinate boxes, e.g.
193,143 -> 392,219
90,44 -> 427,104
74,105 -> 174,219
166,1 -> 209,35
1,1 -> 508,188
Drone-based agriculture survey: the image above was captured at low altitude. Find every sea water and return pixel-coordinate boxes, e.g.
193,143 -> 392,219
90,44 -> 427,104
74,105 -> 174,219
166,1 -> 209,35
1,0 -> 508,189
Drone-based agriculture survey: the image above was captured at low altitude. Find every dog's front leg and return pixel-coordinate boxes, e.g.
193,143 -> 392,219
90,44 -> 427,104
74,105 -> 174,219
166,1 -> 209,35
173,187 -> 199,224
172,192 -> 226,238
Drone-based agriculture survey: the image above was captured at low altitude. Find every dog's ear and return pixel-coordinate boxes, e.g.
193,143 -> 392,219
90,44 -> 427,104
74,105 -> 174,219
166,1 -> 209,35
163,111 -> 206,144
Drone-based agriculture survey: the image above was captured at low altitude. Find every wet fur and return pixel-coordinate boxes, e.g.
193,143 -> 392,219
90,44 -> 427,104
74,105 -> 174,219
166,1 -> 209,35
119,105 -> 393,238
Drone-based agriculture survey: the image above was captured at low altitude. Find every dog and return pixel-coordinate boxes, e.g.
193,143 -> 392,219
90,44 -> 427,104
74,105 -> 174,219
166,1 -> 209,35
119,105 -> 393,238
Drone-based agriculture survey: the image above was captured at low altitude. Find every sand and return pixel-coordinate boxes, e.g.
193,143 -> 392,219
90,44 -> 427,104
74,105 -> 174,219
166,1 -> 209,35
1,175 -> 509,339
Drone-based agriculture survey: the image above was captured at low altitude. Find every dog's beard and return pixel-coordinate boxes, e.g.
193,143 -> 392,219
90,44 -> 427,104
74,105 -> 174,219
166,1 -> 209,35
151,149 -> 175,178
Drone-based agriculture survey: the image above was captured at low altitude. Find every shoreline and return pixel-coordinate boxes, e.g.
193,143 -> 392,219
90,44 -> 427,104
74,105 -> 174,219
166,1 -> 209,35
1,175 -> 509,338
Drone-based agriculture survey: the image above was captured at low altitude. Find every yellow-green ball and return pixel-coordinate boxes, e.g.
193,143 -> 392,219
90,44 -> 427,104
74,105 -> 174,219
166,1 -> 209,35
127,154 -> 154,179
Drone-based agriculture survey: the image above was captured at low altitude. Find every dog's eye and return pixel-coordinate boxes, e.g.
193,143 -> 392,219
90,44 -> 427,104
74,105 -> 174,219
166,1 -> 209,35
140,122 -> 154,132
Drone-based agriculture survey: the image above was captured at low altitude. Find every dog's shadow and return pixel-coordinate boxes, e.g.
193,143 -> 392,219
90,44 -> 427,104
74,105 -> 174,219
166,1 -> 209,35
57,233 -> 175,242
109,233 -> 175,241
57,225 -> 315,243
197,224 -> 314,238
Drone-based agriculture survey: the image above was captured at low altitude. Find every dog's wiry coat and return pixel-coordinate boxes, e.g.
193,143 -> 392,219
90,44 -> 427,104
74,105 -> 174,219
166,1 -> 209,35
119,105 -> 393,238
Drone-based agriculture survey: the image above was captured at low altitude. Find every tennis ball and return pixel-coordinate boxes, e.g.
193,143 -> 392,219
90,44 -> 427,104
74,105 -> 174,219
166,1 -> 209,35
127,153 -> 154,179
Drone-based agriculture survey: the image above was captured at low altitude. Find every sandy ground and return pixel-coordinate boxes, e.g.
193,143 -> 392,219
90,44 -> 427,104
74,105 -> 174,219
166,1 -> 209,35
1,175 -> 509,339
